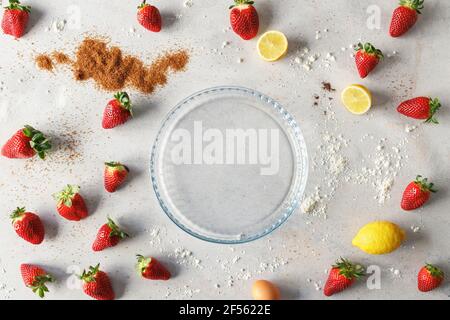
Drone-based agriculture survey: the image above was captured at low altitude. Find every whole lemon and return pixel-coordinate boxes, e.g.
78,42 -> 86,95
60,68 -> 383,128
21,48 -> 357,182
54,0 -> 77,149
352,221 -> 406,255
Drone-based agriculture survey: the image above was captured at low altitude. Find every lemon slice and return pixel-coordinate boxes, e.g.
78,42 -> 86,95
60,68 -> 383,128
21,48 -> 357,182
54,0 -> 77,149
341,84 -> 372,115
257,31 -> 288,62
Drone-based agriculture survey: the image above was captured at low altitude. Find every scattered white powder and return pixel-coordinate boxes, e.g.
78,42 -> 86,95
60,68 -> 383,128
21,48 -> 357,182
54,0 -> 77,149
388,267 -> 402,278
171,247 -> 203,269
51,18 -> 66,32
405,124 -> 417,133
183,0 -> 194,8
411,225 -> 421,233
301,192 -> 320,214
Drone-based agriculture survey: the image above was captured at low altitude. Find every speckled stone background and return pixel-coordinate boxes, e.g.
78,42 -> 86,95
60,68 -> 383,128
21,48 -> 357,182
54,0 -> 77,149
0,0 -> 449,300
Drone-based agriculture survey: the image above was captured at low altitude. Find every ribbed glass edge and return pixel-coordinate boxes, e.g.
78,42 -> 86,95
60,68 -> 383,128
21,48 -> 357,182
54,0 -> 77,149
150,86 -> 309,244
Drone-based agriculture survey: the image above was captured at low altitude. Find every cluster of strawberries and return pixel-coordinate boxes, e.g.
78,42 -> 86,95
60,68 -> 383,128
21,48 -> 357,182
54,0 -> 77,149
324,0 -> 444,297
354,1 -> 441,124
2,91 -> 171,300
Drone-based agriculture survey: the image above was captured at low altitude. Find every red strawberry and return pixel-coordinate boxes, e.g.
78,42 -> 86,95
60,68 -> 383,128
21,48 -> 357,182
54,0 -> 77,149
390,0 -> 424,37
20,264 -> 54,298
1,0 -> 31,38
92,218 -> 129,252
53,185 -> 88,221
80,264 -> 115,300
354,43 -> 383,78
397,97 -> 441,123
11,207 -> 45,245
136,254 -> 171,280
137,0 -> 161,32
324,258 -> 365,296
104,162 -> 129,193
1,125 -> 51,159
229,0 -> 259,40
418,263 -> 444,292
401,175 -> 437,211
102,92 -> 133,129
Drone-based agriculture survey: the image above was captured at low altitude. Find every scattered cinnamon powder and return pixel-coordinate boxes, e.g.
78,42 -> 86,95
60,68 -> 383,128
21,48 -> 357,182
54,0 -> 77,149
35,37 -> 189,94
52,51 -> 71,64
321,81 -> 336,92
35,54 -> 53,71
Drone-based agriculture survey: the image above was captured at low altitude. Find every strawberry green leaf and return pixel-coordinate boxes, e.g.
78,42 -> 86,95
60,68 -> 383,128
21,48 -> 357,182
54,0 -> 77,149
425,97 -> 441,124
114,91 -> 133,115
53,184 -> 80,207
80,264 -> 100,283
5,0 -> 31,12
356,42 -> 384,59
415,175 -> 437,193
425,263 -> 444,279
400,0 -> 424,14
10,207 -> 26,221
107,218 -> 129,239
333,258 -> 366,280
22,125 -> 52,159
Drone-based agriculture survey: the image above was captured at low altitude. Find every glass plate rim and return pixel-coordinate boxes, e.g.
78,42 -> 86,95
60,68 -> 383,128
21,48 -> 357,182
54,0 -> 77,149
150,85 -> 309,244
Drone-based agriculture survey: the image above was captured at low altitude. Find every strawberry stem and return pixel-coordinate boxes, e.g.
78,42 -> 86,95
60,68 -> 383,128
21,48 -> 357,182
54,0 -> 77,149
22,125 -> 52,159
10,207 -> 26,221
415,175 -> 437,193
53,184 -> 80,207
5,0 -> 31,12
136,254 -> 152,275
425,263 -> 444,278
30,274 -> 54,298
400,0 -> 424,14
107,218 -> 129,239
138,0 -> 149,10
425,97 -> 441,124
80,264 -> 100,283
230,0 -> 254,9
114,92 -> 133,115
333,258 -> 365,280
105,161 -> 129,172
356,43 -> 384,60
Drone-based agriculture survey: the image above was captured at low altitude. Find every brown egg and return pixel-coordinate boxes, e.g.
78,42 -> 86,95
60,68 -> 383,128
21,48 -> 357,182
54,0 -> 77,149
251,280 -> 280,300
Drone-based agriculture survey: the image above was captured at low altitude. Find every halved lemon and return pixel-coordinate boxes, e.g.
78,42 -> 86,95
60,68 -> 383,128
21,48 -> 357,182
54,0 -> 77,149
341,84 -> 372,115
257,31 -> 288,62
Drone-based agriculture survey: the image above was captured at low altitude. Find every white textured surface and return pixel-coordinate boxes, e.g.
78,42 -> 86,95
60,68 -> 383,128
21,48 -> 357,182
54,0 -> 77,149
0,0 -> 449,300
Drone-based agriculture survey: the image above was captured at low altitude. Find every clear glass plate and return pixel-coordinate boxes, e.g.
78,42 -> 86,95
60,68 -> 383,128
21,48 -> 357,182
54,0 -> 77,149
150,86 -> 308,243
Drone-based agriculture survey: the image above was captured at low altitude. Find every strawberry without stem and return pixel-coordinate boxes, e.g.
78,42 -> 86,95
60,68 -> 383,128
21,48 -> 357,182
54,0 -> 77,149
11,207 -> 45,245
230,0 -> 259,40
53,185 -> 88,221
104,162 -> 129,193
397,97 -> 441,123
92,218 -> 129,252
401,175 -> 437,211
102,92 -> 133,129
1,0 -> 31,38
1,125 -> 51,159
390,0 -> 424,38
80,264 -> 115,300
324,258 -> 365,296
418,263 -> 444,292
20,264 -> 54,298
136,254 -> 171,280
354,43 -> 383,78
137,0 -> 161,33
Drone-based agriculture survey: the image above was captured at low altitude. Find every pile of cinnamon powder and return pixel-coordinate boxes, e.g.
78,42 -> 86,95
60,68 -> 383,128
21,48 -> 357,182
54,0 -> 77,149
36,37 -> 189,94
